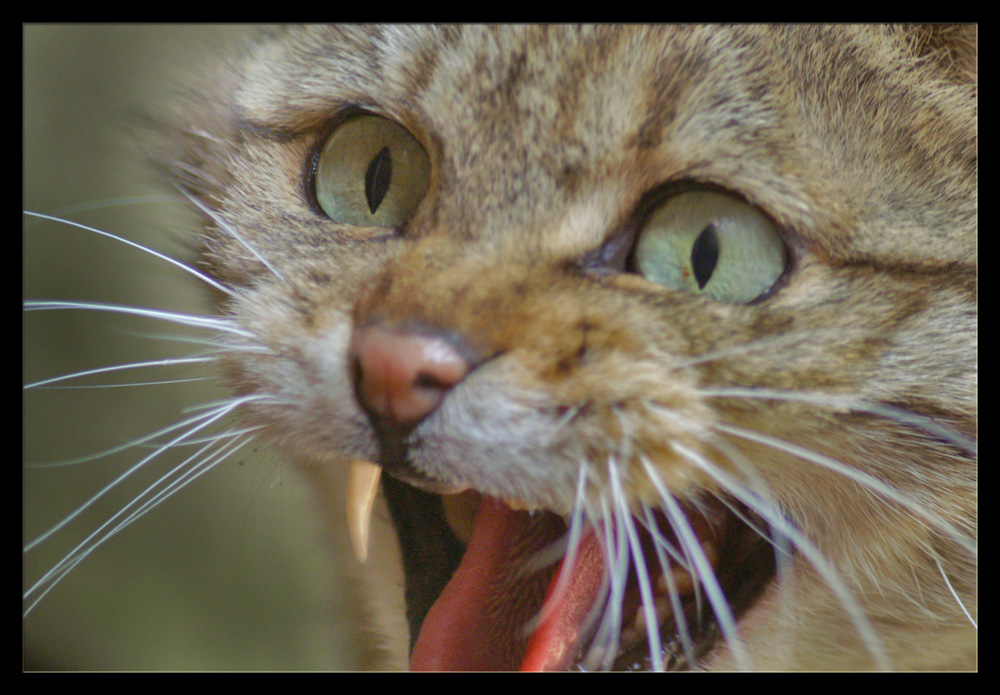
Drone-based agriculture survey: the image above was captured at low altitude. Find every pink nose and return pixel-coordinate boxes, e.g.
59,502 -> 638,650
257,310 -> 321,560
349,324 -> 472,424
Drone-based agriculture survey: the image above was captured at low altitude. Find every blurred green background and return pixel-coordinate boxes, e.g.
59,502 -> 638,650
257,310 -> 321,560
23,24 -> 404,671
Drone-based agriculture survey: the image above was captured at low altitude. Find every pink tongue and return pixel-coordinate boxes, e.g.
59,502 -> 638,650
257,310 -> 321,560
519,528 -> 605,671
410,496 -> 604,671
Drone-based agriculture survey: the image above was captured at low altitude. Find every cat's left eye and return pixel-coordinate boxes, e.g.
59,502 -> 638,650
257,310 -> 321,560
314,114 -> 431,228
632,190 -> 788,303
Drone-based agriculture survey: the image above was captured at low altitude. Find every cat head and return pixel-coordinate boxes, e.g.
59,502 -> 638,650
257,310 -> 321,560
160,25 -> 976,670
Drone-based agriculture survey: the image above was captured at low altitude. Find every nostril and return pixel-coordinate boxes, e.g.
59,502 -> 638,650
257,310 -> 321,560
349,323 -> 473,425
413,370 -> 457,390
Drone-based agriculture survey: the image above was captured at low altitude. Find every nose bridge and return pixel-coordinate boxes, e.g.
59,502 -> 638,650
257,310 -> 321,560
352,233 -> 539,356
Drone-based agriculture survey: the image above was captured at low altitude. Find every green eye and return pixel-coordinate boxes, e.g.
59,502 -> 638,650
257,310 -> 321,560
314,115 -> 431,228
633,190 -> 788,303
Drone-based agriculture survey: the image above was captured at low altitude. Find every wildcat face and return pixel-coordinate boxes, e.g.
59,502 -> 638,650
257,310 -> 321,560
26,25 -> 976,670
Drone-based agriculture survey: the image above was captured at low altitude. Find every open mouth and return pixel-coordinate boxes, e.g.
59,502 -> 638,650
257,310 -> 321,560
365,466 -> 778,671
341,322 -> 774,668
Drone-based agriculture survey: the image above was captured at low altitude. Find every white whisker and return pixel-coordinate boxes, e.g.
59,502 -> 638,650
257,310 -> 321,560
701,387 -> 976,456
526,462 -> 589,635
936,558 -> 977,629
24,210 -> 235,297
24,300 -> 253,339
22,196 -> 182,226
30,377 -> 212,390
24,432 -> 254,616
142,425 -> 266,448
640,455 -> 751,671
178,189 -> 287,284
24,395 -> 260,469
609,459 -> 663,670
581,495 -> 627,670
23,395 -> 264,550
136,331 -> 269,353
25,356 -> 212,390
641,503 -> 698,667
680,448 -> 892,670
712,421 -> 976,558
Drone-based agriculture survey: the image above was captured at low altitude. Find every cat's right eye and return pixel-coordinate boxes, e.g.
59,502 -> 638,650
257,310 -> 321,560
314,114 -> 431,228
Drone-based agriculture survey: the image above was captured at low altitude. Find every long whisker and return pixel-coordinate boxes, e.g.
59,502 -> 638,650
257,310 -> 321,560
608,460 -> 663,671
640,503 -> 697,667
712,421 -> 976,558
31,377 -> 213,390
24,431 -> 255,616
130,331 -> 268,354
936,557 -> 977,629
640,454 -> 752,671
24,356 -> 212,390
24,394 -> 260,470
178,189 -> 287,284
681,447 -> 892,670
23,210 -> 235,298
24,300 -> 253,338
525,462 -> 589,636
23,394 -> 265,551
663,415 -> 799,613
142,425 -> 265,448
26,434 -> 237,601
581,494 -> 627,670
701,387 -> 976,456
21,195 -> 182,227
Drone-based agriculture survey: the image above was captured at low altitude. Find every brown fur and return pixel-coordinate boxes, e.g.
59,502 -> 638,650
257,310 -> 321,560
160,25 -> 976,670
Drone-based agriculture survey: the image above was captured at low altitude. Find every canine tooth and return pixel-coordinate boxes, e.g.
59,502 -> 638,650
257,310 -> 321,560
346,459 -> 382,563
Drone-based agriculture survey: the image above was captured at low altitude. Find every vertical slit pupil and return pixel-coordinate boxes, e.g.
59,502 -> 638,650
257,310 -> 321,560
365,146 -> 393,214
691,224 -> 720,290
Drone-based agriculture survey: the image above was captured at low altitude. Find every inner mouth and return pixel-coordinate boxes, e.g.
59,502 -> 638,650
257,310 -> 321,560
377,472 -> 777,671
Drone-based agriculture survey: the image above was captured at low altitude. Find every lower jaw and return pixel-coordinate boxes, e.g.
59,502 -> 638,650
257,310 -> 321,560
380,474 -> 778,671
